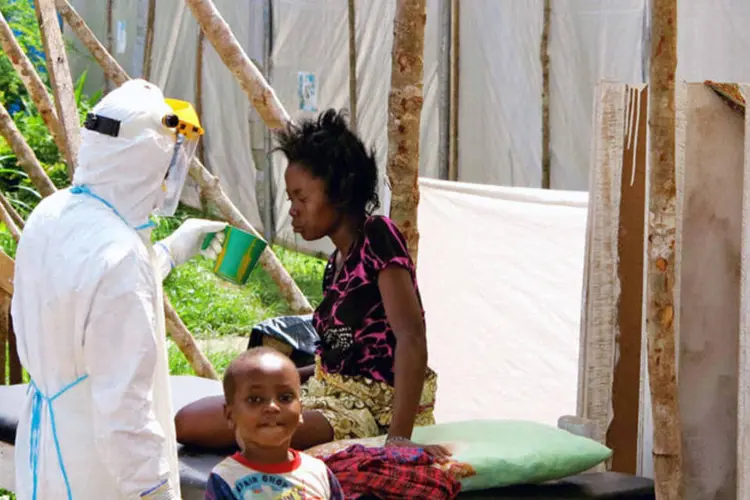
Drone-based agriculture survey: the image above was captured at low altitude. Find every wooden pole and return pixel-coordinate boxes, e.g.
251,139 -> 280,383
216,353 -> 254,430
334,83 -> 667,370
541,0 -> 551,189
35,0 -> 81,176
105,0 -> 114,92
142,0 -> 156,80
386,0 -> 427,263
447,0 -> 459,182
58,0 -> 313,314
164,296 -> 218,379
183,0 -> 290,130
55,0 -> 129,86
0,101 -> 58,197
0,194 -> 22,242
0,192 -> 25,230
347,0 -> 357,133
646,0 -> 683,498
0,12 -> 67,161
195,30 -> 206,165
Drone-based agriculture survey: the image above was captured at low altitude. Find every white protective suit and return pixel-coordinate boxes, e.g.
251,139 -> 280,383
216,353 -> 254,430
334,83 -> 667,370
12,80 -> 225,499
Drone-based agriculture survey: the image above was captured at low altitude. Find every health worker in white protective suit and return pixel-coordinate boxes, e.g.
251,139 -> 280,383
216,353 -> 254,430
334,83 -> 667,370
12,79 -> 229,499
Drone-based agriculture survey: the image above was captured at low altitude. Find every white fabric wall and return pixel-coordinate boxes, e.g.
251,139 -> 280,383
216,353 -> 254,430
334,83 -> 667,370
417,178 -> 588,425
65,0 -> 750,235
268,0 -> 441,256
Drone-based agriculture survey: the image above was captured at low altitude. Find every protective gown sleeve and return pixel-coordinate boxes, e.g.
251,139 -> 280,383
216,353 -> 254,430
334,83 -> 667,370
153,242 -> 174,282
83,248 -> 176,498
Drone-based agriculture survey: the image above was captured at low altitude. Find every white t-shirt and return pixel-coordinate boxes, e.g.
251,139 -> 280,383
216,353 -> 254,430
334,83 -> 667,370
205,450 -> 344,499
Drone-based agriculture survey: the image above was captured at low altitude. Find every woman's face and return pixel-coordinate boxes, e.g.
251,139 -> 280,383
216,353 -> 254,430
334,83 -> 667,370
285,162 -> 341,241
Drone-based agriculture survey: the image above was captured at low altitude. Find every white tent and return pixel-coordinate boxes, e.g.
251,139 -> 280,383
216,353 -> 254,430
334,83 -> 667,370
65,0 -> 750,256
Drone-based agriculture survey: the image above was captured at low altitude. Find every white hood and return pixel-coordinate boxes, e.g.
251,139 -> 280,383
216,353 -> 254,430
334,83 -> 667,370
72,79 -> 176,228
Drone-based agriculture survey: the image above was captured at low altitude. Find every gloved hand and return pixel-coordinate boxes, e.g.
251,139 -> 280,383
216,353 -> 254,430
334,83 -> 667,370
157,218 -> 228,268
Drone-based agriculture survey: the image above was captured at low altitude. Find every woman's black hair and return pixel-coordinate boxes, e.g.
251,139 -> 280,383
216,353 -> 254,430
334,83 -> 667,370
274,109 -> 380,217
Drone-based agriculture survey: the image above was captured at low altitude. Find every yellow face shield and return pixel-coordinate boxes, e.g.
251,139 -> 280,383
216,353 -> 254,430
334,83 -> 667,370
154,98 -> 204,217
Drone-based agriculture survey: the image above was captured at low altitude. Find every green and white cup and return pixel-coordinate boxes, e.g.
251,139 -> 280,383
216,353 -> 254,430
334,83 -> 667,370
201,226 -> 267,285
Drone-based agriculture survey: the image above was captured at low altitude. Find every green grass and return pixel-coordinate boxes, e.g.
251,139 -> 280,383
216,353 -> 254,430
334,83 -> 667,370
164,244 -> 325,339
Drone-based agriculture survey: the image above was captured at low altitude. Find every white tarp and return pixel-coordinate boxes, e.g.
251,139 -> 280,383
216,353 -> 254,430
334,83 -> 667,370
268,0 -> 441,256
417,178 -> 588,425
65,0 -> 750,245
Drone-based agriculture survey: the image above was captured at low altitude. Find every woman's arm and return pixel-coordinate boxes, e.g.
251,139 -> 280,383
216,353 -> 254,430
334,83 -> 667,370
379,265 -> 427,439
378,266 -> 449,460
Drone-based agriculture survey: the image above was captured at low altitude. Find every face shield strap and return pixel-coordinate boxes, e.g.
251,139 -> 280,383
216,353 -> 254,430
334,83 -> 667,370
83,113 -> 121,138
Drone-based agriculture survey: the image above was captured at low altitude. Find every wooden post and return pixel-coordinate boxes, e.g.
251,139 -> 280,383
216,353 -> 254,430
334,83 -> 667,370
541,0 -> 551,189
447,0 -> 459,182
57,0 -> 312,315
347,0 -> 357,133
164,296 -> 218,380
142,0 -> 156,80
0,12 -> 67,161
0,192 -> 25,230
0,101 -> 58,197
35,0 -> 81,176
196,30 -> 206,165
0,193 -> 22,242
386,0 -> 427,263
105,0 -> 114,92
646,0 -> 683,498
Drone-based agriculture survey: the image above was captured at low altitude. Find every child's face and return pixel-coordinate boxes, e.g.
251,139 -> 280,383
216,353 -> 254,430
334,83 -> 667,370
224,353 -> 303,451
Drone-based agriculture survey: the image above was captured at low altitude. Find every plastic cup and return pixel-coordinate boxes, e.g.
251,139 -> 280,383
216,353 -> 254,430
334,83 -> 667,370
201,226 -> 267,285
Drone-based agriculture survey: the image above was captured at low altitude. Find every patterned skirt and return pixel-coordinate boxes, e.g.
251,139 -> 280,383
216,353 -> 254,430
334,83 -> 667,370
301,357 -> 438,440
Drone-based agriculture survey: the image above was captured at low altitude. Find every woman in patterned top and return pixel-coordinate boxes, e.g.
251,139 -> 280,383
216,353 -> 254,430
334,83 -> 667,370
175,110 -> 449,460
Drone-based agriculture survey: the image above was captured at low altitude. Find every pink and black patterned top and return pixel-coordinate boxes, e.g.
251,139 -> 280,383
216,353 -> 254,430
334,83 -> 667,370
313,215 -> 423,386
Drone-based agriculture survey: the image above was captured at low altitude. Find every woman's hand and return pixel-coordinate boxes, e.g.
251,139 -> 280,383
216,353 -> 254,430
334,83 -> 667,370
385,437 -> 452,463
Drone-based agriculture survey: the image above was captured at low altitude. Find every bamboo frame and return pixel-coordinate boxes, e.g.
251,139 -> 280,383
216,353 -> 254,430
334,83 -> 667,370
386,0 -> 428,263
646,0 -> 683,497
35,0 -> 80,176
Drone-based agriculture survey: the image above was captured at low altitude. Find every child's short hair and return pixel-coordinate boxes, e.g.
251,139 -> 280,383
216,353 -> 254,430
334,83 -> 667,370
222,347 -> 298,404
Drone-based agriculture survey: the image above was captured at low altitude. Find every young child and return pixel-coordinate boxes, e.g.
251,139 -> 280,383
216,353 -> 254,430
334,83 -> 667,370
205,347 -> 344,499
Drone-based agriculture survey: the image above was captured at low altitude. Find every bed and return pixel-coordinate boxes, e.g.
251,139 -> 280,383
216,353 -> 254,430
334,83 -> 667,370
0,375 -> 654,499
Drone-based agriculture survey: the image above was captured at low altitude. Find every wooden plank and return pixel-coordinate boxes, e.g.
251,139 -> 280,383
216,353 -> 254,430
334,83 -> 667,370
705,81 -> 745,114
607,85 -> 647,475
678,84 -> 744,499
35,0 -> 81,175
7,310 -> 21,385
0,250 -> 14,297
577,82 -> 627,451
736,83 -> 750,500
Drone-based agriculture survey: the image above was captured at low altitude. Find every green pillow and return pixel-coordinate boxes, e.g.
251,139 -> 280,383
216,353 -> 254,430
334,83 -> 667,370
306,419 -> 612,492
411,419 -> 612,491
